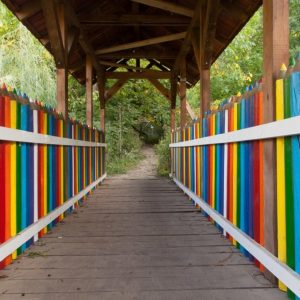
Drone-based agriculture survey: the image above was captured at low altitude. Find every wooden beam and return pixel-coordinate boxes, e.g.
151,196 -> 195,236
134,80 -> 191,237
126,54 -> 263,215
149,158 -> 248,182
56,68 -> 68,117
79,14 -> 190,26
41,0 -> 65,67
180,59 -> 187,128
170,71 -> 177,110
97,67 -> 106,132
148,78 -> 195,119
148,78 -> 170,100
105,71 -> 171,79
55,2 -> 68,118
86,55 -> 93,127
95,32 -> 186,55
186,100 -> 196,120
262,0 -> 289,284
220,1 -> 248,21
170,108 -> 175,132
65,2 -> 101,73
173,1 -> 202,75
148,59 -> 170,71
16,0 -> 40,21
200,69 -> 210,117
130,0 -> 193,17
202,0 -> 220,68
67,26 -> 80,56
98,49 -> 177,59
105,79 -> 127,102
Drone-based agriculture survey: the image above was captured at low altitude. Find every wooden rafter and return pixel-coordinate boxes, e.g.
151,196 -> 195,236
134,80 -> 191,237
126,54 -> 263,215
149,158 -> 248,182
105,79 -> 127,102
95,32 -> 186,55
98,49 -> 177,59
148,59 -> 170,71
130,0 -> 193,17
99,60 -> 164,73
65,2 -> 101,73
173,1 -> 203,75
202,0 -> 220,67
148,78 -> 170,100
106,71 -> 170,79
41,0 -> 65,67
79,14 -> 190,26
220,1 -> 248,21
148,78 -> 196,119
16,0 -> 40,21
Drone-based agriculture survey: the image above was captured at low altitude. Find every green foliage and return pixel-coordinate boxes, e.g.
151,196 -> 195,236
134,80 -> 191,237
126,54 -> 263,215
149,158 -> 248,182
155,133 -> 171,177
104,79 -> 169,174
0,2 -> 56,105
290,0 -> 300,57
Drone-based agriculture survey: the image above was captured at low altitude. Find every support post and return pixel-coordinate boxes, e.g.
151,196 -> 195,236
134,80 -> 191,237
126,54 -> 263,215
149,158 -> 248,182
170,71 -> 177,132
86,55 -> 93,127
56,2 -> 68,117
200,69 -> 210,117
263,0 -> 289,283
180,59 -> 187,128
98,67 -> 106,132
56,68 -> 68,117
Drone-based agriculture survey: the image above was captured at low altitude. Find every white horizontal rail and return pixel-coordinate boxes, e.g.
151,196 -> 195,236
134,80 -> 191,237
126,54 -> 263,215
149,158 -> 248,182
0,126 -> 107,147
170,115 -> 300,148
0,173 -> 106,262
172,176 -> 300,297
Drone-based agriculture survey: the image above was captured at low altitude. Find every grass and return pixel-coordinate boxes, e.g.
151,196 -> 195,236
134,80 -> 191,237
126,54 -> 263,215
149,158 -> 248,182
106,149 -> 145,175
155,135 -> 171,177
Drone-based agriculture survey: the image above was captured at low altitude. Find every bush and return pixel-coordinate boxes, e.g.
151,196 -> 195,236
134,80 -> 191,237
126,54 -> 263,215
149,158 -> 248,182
155,133 -> 171,177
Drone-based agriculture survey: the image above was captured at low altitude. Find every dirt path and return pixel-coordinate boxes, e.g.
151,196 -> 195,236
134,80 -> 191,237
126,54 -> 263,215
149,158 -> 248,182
113,145 -> 158,179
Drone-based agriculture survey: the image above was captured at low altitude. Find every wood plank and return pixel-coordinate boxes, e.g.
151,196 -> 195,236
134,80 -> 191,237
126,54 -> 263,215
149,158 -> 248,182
0,157 -> 285,299
130,0 -> 194,17
95,32 -> 186,55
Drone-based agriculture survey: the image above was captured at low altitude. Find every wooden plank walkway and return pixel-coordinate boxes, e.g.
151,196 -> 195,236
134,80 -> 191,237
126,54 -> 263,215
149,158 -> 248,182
0,175 -> 286,299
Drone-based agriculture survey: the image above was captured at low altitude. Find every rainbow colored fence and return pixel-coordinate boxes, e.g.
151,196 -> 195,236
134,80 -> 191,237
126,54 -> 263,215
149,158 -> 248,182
170,64 -> 300,298
0,84 -> 106,268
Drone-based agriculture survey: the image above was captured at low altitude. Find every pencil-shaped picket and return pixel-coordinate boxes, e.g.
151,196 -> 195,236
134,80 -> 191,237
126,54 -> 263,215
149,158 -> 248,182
170,53 -> 300,298
0,84 -> 106,269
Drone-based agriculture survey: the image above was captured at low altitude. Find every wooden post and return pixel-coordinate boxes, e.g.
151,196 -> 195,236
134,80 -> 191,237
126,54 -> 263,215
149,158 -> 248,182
56,68 -> 68,117
98,67 -> 106,132
86,55 -> 93,127
170,71 -> 177,132
263,0 -> 289,283
56,2 -> 68,117
200,69 -> 210,117
180,59 -> 187,128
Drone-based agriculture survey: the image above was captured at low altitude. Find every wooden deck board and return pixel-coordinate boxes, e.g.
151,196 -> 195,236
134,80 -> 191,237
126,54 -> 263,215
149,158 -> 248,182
0,177 -> 286,299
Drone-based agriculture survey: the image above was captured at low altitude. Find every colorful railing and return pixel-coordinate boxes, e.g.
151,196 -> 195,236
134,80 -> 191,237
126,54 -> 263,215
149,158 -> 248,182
0,84 -> 106,268
170,64 -> 300,298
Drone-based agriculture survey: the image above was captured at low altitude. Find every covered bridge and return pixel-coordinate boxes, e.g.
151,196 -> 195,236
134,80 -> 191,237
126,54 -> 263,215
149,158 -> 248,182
0,0 -> 299,299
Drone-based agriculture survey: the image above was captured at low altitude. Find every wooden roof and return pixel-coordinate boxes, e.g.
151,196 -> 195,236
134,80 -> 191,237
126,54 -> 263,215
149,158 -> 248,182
2,0 -> 262,87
